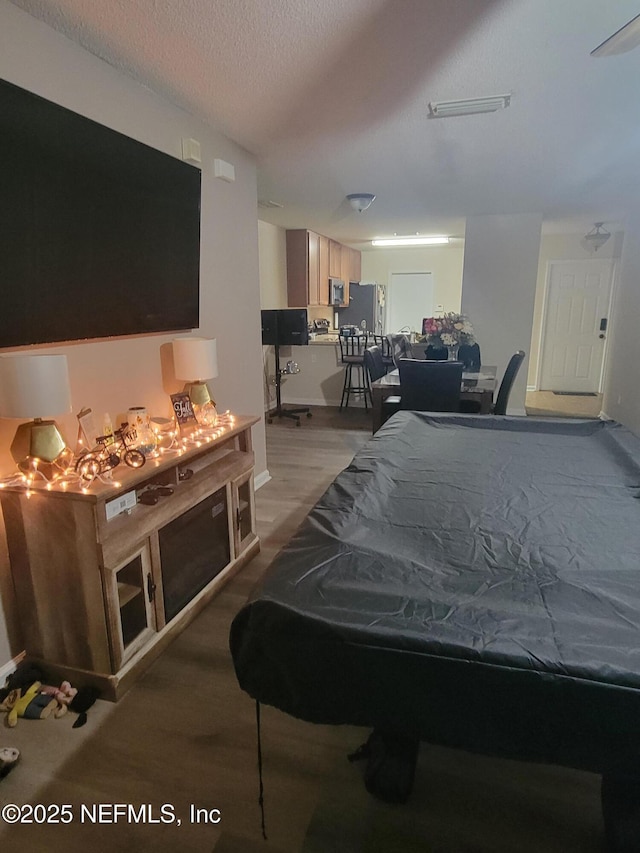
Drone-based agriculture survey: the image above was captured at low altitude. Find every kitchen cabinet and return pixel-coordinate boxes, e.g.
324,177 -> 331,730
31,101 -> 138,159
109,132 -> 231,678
286,230 -> 327,307
329,239 -> 342,278
286,230 -> 359,309
1,415 -> 260,700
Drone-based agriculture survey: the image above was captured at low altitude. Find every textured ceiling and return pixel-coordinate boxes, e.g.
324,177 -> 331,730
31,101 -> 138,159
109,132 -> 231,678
9,0 -> 640,244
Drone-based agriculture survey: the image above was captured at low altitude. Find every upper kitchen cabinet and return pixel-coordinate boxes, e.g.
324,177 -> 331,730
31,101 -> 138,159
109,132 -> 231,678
286,230 -> 359,308
328,239 -> 342,279
286,230 -> 327,307
349,247 -> 362,283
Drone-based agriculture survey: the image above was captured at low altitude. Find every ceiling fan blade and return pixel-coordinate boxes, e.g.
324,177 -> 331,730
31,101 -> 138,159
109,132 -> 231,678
591,13 -> 640,57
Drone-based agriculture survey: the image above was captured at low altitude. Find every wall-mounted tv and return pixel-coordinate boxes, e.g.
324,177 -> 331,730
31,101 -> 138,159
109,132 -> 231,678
0,78 -> 201,348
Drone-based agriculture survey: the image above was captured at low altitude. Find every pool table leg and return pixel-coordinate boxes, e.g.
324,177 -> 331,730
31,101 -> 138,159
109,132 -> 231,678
601,773 -> 640,852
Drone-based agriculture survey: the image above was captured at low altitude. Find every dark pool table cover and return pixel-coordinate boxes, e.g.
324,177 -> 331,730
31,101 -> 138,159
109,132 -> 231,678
230,413 -> 640,776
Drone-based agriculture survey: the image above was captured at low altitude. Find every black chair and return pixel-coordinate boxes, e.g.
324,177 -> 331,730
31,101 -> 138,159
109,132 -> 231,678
424,344 -> 447,361
457,343 -> 481,370
363,345 -> 387,385
459,349 -> 525,415
388,334 -> 413,368
493,350 -> 525,415
397,359 -> 463,413
365,345 -> 401,427
339,333 -> 369,409
372,334 -> 394,370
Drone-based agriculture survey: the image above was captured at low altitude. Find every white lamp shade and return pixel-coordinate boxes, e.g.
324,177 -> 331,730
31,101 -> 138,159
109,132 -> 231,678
172,337 -> 218,381
0,354 -> 72,419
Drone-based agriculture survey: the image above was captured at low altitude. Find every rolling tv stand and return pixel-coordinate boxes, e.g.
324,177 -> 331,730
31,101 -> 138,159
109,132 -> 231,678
267,343 -> 312,427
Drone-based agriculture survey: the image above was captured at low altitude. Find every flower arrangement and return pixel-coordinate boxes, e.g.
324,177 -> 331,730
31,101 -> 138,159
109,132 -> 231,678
422,313 -> 475,347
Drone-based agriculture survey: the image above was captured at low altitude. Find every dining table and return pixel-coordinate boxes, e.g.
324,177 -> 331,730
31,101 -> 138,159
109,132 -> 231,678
370,365 -> 498,432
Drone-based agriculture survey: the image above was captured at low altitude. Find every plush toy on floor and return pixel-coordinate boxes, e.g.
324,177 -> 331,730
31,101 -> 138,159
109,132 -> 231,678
0,682 -> 58,727
0,747 -> 20,779
41,681 -> 78,718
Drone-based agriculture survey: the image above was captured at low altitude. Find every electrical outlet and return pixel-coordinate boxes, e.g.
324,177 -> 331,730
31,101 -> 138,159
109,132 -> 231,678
105,490 -> 137,521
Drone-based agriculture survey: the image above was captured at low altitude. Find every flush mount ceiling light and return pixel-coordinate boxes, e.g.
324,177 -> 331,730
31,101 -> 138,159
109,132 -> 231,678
346,193 -> 376,213
428,94 -> 511,118
583,222 -> 611,251
371,236 -> 450,247
591,14 -> 640,57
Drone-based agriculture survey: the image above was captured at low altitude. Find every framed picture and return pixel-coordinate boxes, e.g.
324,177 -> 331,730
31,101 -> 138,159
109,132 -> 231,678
170,392 -> 197,428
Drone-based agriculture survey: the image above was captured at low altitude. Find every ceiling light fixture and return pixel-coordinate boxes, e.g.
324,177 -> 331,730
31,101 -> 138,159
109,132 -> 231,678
591,14 -> 640,57
346,193 -> 376,213
583,222 -> 611,251
428,94 -> 511,118
371,236 -> 450,247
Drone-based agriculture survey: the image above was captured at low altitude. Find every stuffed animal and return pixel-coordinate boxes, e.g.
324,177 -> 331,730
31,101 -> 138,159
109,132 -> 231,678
1,682 -> 57,727
41,681 -> 78,718
0,746 -> 20,779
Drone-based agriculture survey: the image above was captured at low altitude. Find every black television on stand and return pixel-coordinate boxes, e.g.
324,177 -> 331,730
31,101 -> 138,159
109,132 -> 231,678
260,309 -> 311,426
0,78 -> 201,348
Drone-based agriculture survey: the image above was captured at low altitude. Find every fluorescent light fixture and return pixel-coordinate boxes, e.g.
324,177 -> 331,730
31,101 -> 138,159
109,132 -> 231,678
428,95 -> 511,118
591,14 -> 640,57
371,236 -> 450,247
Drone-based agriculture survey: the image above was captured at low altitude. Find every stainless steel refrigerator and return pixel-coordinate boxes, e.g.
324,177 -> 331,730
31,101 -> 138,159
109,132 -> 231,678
336,282 -> 386,334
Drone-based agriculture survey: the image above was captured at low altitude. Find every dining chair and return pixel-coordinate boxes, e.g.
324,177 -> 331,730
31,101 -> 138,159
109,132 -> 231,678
460,349 -> 525,415
457,343 -> 481,370
363,345 -> 387,385
372,334 -> 394,370
339,332 -> 369,409
493,350 -> 525,415
388,334 -> 413,368
424,344 -> 447,361
397,359 -> 463,412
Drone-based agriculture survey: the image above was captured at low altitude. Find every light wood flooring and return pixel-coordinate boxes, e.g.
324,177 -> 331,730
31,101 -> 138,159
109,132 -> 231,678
525,390 -> 603,419
0,407 -> 606,852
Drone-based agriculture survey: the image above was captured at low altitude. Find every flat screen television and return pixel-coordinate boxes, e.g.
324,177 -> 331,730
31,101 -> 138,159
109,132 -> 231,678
261,309 -> 308,346
0,78 -> 201,348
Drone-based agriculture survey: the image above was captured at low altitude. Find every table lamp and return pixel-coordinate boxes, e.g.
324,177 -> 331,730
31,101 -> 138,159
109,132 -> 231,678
172,337 -> 219,426
0,354 -> 73,479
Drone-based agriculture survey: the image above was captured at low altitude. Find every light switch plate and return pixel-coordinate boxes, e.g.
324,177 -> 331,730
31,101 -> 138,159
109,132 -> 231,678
105,489 -> 137,521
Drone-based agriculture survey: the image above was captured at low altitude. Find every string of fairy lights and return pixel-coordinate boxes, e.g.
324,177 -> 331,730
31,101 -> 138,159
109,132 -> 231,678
0,411 -> 237,496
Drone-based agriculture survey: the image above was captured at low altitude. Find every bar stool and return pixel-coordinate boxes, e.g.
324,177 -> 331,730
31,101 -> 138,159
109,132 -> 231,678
339,332 -> 369,409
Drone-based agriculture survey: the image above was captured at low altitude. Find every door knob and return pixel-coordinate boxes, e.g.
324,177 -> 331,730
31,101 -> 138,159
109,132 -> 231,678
599,334 -> 605,339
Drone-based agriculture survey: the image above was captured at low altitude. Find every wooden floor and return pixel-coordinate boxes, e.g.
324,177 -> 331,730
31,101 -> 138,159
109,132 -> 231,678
0,407 -> 606,852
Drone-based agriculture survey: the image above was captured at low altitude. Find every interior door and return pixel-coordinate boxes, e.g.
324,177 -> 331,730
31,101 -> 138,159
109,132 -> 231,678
387,273 -> 433,334
539,259 -> 614,393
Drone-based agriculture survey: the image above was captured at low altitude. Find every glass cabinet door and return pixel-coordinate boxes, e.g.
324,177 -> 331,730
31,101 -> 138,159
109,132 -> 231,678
231,470 -> 256,558
105,543 -> 156,671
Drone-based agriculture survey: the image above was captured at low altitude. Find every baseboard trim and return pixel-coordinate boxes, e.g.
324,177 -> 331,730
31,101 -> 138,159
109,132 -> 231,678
0,650 -> 26,684
254,469 -> 271,490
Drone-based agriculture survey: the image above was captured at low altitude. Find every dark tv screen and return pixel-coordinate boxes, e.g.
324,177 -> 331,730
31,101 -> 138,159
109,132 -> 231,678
0,78 -> 201,347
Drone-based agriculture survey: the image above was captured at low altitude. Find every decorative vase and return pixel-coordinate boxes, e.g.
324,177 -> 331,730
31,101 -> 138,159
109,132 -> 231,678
447,344 -> 459,361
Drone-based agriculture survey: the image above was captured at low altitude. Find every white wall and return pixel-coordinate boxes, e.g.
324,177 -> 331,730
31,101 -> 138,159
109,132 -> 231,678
0,1 -> 266,665
528,231 -> 623,388
602,209 -> 640,432
461,214 -> 542,413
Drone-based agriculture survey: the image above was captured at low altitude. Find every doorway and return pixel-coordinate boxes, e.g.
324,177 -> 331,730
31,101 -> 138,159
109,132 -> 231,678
538,259 -> 614,395
387,273 -> 433,335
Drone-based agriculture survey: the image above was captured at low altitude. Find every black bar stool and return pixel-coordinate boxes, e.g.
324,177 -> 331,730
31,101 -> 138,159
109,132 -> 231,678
339,332 -> 370,409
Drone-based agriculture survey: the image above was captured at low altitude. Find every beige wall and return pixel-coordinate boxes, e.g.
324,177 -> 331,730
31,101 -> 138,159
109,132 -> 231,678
361,244 -> 465,319
528,231 -> 623,388
258,221 -> 288,309
0,1 -> 266,665
602,210 -> 640,430
462,214 -> 542,413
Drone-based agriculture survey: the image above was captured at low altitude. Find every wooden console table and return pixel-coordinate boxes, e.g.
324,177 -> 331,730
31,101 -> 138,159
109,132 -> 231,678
1,414 -> 260,700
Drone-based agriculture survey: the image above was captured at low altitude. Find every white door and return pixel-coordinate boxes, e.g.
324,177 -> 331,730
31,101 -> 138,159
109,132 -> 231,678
387,273 -> 433,334
539,260 -> 614,393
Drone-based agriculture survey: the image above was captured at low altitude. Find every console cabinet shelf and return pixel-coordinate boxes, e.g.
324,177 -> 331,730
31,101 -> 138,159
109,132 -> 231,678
1,415 -> 260,700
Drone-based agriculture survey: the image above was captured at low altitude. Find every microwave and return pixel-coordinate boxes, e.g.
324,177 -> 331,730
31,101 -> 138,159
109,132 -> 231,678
329,278 -> 345,305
